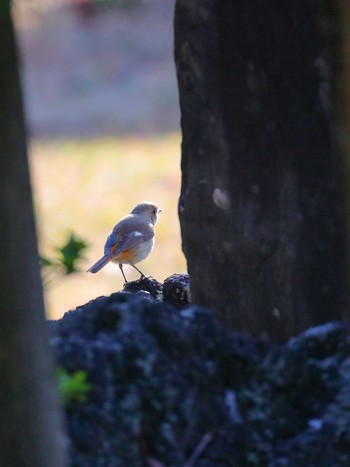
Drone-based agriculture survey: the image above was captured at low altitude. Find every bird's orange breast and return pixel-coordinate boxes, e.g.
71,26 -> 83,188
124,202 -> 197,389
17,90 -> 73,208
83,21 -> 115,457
111,249 -> 136,264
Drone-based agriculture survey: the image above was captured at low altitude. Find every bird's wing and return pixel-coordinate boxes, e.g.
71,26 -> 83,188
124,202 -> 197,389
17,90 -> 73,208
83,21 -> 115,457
104,228 -> 121,255
104,226 -> 154,256
115,230 -> 154,255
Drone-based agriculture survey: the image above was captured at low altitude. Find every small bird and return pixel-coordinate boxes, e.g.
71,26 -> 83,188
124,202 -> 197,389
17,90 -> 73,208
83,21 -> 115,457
87,202 -> 160,283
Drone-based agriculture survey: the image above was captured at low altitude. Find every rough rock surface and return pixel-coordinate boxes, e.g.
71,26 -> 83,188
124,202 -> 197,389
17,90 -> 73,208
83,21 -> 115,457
50,277 -> 350,466
163,273 -> 190,308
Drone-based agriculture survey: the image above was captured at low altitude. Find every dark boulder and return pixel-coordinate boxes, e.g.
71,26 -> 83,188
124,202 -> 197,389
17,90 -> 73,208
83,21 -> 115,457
163,273 -> 190,308
50,279 -> 350,466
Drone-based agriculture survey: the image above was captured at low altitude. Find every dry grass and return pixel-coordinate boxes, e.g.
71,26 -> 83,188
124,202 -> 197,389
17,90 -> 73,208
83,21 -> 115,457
29,133 -> 187,319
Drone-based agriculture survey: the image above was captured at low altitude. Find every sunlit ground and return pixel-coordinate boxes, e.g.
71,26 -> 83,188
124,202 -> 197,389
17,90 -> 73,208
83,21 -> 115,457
29,133 -> 187,319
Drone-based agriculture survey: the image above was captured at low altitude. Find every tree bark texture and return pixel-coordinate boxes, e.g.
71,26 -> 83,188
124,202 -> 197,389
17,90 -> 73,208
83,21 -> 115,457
334,0 -> 350,264
175,0 -> 349,342
0,10 -> 68,467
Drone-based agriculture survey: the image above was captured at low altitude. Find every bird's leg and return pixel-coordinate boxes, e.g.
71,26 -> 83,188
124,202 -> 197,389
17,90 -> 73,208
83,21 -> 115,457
119,263 -> 128,283
131,264 -> 146,279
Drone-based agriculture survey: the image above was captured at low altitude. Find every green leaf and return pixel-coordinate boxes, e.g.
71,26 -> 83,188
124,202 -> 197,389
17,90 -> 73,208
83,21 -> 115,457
57,233 -> 88,274
56,368 -> 91,406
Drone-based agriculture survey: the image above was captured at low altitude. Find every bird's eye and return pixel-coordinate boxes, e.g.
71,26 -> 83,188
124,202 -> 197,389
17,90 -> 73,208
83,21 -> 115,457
152,208 -> 157,214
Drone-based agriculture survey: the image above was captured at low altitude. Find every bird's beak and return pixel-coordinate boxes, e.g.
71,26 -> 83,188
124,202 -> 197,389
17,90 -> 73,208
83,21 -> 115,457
158,209 -> 162,214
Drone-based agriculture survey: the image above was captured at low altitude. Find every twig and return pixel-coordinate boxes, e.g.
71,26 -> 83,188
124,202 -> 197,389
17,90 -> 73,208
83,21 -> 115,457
183,432 -> 213,467
42,265 -> 62,289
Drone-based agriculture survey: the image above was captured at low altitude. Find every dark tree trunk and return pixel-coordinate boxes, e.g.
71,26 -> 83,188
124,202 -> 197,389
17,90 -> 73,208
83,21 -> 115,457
0,7 -> 68,466
335,0 -> 350,245
175,0 -> 349,342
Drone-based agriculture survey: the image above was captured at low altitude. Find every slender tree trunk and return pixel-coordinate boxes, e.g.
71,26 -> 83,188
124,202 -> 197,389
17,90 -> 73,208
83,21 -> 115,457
0,5 -> 68,466
335,0 -> 350,262
175,0 -> 349,342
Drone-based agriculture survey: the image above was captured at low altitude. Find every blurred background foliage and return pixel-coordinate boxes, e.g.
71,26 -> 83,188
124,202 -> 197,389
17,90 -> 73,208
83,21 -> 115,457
13,0 -> 185,318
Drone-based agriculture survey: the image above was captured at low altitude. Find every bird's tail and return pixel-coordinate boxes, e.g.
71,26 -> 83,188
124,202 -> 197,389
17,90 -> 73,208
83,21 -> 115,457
87,255 -> 111,273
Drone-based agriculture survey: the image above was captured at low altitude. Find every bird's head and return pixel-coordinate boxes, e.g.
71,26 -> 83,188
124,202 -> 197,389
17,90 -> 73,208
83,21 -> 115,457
131,202 -> 161,225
